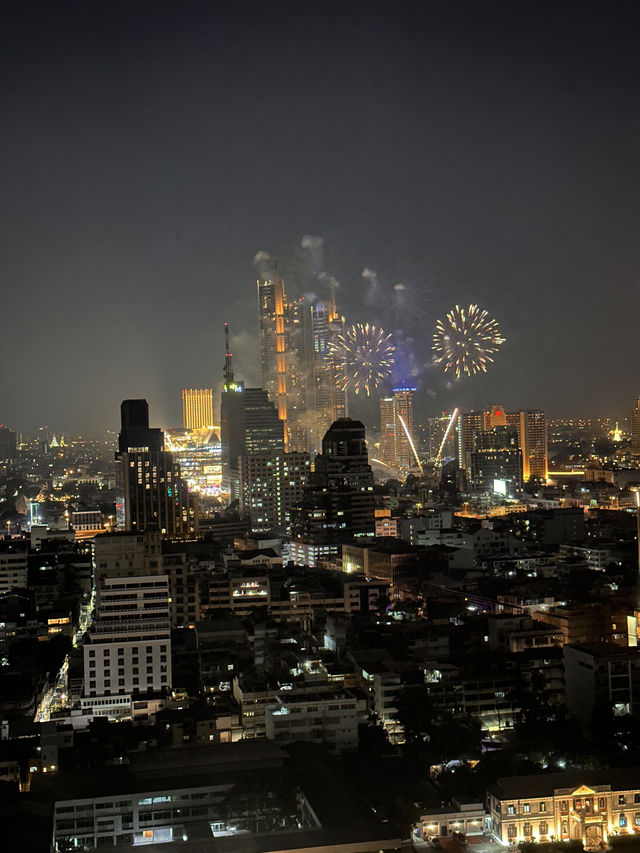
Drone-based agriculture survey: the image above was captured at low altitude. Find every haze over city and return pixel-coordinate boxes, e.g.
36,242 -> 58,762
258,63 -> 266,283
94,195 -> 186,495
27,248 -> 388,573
3,0 -> 640,432
4,6 -> 640,853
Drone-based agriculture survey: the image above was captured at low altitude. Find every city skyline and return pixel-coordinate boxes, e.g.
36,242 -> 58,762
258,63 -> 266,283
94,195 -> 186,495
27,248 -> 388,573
3,1 -> 640,431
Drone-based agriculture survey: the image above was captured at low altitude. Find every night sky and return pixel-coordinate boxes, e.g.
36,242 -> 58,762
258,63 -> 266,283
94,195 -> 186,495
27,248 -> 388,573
3,0 -> 640,434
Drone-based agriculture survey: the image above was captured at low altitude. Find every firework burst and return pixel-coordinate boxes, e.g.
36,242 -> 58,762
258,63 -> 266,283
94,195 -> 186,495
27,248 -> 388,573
432,304 -> 505,379
329,323 -> 395,395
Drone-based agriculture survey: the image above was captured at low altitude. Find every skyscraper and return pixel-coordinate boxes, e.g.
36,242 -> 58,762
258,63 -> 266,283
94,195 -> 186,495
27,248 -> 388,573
518,409 -> 548,481
181,388 -> 214,430
115,400 -> 194,536
427,412 -> 458,462
379,396 -> 395,466
257,263 -> 349,455
458,406 -> 547,481
257,272 -> 288,427
291,419 -> 375,563
378,387 -> 418,469
632,397 -> 640,456
0,426 -> 17,461
391,387 -> 416,469
470,425 -> 523,494
308,298 -> 347,453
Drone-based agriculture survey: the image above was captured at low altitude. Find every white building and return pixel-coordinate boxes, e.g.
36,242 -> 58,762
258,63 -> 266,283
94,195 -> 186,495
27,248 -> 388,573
265,686 -> 367,752
0,542 -> 28,594
83,572 -> 171,722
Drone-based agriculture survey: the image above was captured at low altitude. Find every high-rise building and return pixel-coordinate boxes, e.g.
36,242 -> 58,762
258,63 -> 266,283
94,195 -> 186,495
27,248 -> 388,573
378,388 -> 418,470
470,425 -> 523,494
257,275 -> 311,453
457,411 -> 485,471
181,388 -> 214,430
0,426 -> 17,461
221,324 -> 285,500
308,299 -> 346,453
632,397 -> 640,456
83,530 -> 171,721
458,406 -> 547,481
115,400 -> 194,536
379,396 -> 395,467
291,419 -> 375,560
427,412 -> 458,462
517,409 -> 548,481
257,273 -> 288,426
239,450 -> 310,531
391,387 -> 416,469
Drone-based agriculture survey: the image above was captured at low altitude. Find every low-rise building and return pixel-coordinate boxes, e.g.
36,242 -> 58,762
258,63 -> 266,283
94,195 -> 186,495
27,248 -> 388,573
265,686 -> 366,752
488,767 -> 640,847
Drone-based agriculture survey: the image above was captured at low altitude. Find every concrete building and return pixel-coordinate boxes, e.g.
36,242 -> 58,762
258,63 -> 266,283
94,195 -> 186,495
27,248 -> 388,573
115,400 -> 194,537
83,531 -> 172,721
0,541 -> 28,594
564,642 -> 640,732
265,685 -> 367,753
415,800 -> 487,840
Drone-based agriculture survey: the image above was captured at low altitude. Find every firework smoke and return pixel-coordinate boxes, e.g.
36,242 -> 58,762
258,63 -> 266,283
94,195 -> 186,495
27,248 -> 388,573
253,250 -> 276,280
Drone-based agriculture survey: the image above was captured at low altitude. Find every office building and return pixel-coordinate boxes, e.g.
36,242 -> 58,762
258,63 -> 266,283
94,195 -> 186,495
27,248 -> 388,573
427,412 -> 458,462
258,269 -> 348,455
115,400 -> 194,536
221,386 -> 285,500
379,396 -> 395,466
457,411 -> 485,471
308,299 -> 347,453
292,419 -> 375,557
457,406 -> 547,482
632,397 -> 640,456
257,272 -> 287,425
378,387 -> 418,470
181,388 -> 214,430
507,409 -> 548,481
470,426 -> 523,494
0,425 -> 17,461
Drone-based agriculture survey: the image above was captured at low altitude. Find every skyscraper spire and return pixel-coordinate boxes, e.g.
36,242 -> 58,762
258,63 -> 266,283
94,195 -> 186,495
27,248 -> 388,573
224,321 -> 234,386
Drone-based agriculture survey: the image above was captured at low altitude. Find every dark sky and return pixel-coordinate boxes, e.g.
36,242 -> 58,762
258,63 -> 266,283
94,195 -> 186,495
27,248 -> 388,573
2,0 -> 640,434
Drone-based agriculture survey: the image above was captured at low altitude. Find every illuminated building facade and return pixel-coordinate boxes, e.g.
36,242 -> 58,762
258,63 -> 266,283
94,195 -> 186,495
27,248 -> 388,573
167,429 -> 222,496
257,273 -> 289,435
379,396 -> 395,467
632,397 -> 640,456
379,388 -> 418,470
470,426 -> 523,494
308,299 -> 346,453
427,412 -> 458,462
458,406 -> 547,481
115,400 -> 195,536
181,388 -> 214,430
239,450 -> 310,531
488,769 -> 640,847
516,409 -> 548,480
